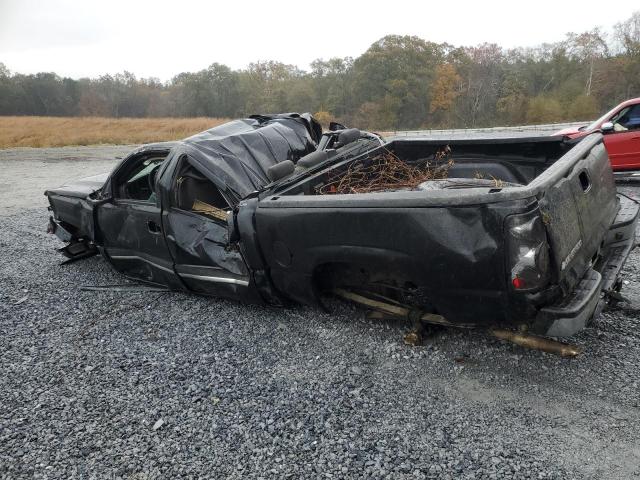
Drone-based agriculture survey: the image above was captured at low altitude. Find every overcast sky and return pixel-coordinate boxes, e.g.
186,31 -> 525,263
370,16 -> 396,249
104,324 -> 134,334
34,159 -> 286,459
0,0 -> 637,81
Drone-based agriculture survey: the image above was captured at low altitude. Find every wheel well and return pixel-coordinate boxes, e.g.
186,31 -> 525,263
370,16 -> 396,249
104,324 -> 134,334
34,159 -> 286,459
312,262 -> 431,310
313,262 -> 419,297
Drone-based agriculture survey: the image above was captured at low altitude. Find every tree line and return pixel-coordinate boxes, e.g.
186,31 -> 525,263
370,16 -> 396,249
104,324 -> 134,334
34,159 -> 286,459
1,11 -> 639,130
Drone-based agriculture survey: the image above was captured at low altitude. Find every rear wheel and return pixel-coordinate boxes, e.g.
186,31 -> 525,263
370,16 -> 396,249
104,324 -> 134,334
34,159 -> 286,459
314,262 -> 435,313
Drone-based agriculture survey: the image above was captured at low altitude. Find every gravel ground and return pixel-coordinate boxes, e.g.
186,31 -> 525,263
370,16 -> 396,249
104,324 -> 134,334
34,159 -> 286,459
0,145 -> 135,215
1,147 -> 640,479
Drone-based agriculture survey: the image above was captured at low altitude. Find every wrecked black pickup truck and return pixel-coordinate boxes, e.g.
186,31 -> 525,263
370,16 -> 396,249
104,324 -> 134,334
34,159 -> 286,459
46,113 -> 639,340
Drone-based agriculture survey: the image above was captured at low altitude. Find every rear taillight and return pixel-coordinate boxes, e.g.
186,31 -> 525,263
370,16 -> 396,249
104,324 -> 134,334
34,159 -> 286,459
506,212 -> 551,291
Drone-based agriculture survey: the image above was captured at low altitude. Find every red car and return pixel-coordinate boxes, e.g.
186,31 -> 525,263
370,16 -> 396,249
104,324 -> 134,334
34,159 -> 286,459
554,97 -> 640,171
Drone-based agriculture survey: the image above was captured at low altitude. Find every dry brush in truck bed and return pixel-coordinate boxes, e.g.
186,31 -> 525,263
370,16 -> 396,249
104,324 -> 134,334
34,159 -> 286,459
315,147 -> 453,195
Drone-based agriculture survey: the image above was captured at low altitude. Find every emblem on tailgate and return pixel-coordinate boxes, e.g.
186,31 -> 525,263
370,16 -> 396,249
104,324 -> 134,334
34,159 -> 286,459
561,239 -> 582,271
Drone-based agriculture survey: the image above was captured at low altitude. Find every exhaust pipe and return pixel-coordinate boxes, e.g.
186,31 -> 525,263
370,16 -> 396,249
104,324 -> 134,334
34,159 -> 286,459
490,329 -> 581,358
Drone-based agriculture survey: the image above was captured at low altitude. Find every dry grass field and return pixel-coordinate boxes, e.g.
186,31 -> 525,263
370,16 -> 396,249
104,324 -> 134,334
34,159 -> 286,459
0,116 -> 230,148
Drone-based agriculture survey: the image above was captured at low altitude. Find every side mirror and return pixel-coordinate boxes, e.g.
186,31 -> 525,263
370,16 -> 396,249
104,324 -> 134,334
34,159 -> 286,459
601,121 -> 614,133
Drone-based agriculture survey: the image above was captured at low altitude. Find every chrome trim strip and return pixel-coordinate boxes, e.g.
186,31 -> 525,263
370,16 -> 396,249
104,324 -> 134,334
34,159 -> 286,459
176,264 -> 224,271
109,255 -> 175,273
179,273 -> 249,286
109,256 -> 249,286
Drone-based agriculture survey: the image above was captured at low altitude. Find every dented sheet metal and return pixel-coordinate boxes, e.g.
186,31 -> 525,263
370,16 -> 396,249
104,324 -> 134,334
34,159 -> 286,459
165,209 -> 248,278
255,200 -> 514,327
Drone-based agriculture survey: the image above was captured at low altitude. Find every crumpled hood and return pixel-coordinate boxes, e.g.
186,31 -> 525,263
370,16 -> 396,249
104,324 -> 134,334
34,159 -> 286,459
45,172 -> 109,199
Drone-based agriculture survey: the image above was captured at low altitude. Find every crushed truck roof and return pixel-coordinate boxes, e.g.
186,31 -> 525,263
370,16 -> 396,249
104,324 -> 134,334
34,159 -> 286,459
171,113 -> 322,201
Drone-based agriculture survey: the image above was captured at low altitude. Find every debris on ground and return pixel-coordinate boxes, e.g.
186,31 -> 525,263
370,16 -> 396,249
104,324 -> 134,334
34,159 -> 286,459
152,419 -> 165,431
14,296 -> 28,305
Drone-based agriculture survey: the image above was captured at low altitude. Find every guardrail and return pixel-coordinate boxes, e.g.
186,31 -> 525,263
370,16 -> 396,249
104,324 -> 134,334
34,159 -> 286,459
385,121 -> 587,138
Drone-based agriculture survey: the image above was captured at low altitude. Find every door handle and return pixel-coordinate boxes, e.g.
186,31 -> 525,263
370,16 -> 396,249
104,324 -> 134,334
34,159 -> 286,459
147,220 -> 161,234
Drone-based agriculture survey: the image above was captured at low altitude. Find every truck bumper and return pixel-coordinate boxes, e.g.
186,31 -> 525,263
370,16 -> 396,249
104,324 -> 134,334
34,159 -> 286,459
533,194 -> 639,337
47,216 -> 73,242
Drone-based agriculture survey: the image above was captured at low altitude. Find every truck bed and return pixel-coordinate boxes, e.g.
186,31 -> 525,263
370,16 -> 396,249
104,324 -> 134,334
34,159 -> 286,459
251,133 -> 626,335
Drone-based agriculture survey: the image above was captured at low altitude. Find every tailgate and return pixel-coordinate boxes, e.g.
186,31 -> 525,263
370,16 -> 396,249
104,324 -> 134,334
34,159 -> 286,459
537,136 -> 617,293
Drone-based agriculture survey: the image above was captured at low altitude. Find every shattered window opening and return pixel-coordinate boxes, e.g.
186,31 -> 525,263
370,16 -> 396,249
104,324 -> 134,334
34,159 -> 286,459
116,155 -> 166,202
173,159 -> 230,222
